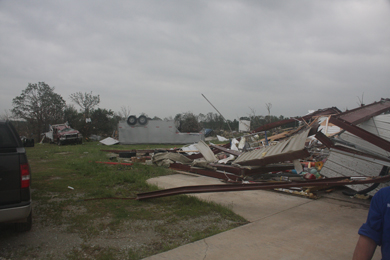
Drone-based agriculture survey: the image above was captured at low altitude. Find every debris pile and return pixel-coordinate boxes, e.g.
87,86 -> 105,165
102,98 -> 390,200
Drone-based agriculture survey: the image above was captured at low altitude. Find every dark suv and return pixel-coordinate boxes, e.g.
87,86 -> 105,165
0,120 -> 32,231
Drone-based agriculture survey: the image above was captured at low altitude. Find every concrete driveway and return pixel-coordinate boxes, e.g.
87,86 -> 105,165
143,173 -> 381,260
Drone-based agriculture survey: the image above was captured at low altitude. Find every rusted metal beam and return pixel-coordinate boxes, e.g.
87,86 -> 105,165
169,163 -> 242,182
329,117 -> 390,153
315,132 -> 335,148
236,150 -> 311,166
209,144 -> 242,156
335,98 -> 390,125
208,164 -> 244,175
315,131 -> 390,163
185,146 -> 224,160
135,175 -> 390,200
188,163 -> 295,177
238,164 -> 295,176
100,149 -> 166,154
252,107 -> 342,133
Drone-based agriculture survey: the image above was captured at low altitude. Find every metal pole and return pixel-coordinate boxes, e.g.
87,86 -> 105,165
201,94 -> 233,136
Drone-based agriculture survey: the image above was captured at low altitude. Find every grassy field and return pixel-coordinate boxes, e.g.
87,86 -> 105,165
2,141 -> 247,259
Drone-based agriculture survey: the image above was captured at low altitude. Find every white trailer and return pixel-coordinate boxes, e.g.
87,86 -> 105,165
118,116 -> 204,144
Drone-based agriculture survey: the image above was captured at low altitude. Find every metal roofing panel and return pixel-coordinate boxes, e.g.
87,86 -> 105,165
320,149 -> 390,195
358,114 -> 390,142
336,98 -> 390,125
195,140 -> 217,162
233,128 -> 311,165
338,114 -> 390,157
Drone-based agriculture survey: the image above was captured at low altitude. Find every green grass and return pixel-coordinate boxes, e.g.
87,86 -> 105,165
13,141 -> 248,259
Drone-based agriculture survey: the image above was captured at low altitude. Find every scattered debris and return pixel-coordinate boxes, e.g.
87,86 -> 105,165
99,137 -> 119,146
94,161 -> 133,166
21,136 -> 35,147
194,140 -> 218,162
89,134 -> 101,141
217,135 -> 229,142
152,152 -> 193,167
135,175 -> 390,200
100,98 -> 390,200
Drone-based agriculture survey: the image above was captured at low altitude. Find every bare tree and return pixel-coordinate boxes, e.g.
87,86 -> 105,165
357,93 -> 364,107
117,106 -> 131,120
0,109 -> 12,120
247,107 -> 264,131
69,91 -> 100,118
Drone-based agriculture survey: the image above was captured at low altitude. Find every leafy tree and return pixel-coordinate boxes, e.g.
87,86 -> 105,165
174,113 -> 182,130
174,112 -> 202,132
69,91 -> 100,118
64,105 -> 81,124
198,113 -> 206,123
12,82 -> 66,140
203,112 -> 224,130
180,112 -> 201,132
90,108 -> 118,137
63,105 -> 84,133
174,113 -> 182,122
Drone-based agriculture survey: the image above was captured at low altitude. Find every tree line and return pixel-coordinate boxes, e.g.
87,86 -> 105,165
174,111 -> 295,134
4,82 -> 293,141
8,82 -> 118,141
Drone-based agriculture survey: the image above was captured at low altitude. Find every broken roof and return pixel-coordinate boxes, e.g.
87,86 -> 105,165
233,128 -> 311,166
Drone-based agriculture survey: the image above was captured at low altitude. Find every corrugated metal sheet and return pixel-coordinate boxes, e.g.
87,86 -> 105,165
337,114 -> 390,157
233,128 -> 311,166
195,140 -> 217,162
359,114 -> 390,141
318,116 -> 341,136
320,149 -> 390,195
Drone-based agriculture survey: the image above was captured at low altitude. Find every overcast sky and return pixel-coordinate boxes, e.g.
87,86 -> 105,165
1,0 -> 389,120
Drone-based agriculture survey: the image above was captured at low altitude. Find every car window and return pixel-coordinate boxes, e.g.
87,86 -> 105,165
0,124 -> 18,148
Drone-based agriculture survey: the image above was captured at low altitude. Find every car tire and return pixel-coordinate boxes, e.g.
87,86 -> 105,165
16,211 -> 32,232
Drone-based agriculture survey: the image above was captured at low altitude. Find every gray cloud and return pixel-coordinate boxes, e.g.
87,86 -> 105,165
1,0 -> 389,120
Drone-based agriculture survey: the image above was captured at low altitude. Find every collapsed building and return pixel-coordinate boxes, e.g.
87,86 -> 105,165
102,98 -> 390,200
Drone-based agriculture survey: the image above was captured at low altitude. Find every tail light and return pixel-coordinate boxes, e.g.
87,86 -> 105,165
20,163 -> 31,188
